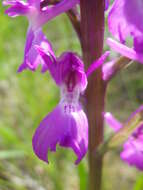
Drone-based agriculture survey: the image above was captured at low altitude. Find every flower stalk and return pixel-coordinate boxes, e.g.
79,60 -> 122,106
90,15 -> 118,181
80,0 -> 105,190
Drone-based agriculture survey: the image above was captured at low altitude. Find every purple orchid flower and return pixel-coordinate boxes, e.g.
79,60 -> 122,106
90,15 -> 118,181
3,0 -> 79,72
104,106 -> 143,170
32,47 -> 88,164
107,0 -> 143,64
32,42 -> 109,164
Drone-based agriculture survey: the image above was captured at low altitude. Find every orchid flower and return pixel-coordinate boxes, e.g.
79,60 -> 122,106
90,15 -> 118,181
32,42 -> 109,164
3,0 -> 79,72
104,106 -> 143,170
107,0 -> 143,64
32,47 -> 88,164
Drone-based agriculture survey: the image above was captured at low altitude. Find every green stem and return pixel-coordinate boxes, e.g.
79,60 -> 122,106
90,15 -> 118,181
80,1 -> 105,190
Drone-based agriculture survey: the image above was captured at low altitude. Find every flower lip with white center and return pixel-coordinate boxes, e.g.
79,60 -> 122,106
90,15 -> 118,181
60,84 -> 81,114
27,6 -> 40,29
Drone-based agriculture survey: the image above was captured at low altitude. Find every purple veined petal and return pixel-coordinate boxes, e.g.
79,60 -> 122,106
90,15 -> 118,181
120,137 -> 143,170
107,38 -> 143,64
32,103 -> 88,164
4,0 -> 30,17
17,27 -> 52,72
133,35 -> 143,53
36,45 -> 58,79
104,112 -> 122,132
17,27 -> 34,72
107,0 -> 141,43
27,29 -> 52,72
37,0 -> 79,27
108,0 -> 129,42
4,0 -> 79,28
37,47 -> 87,91
124,0 -> 143,34
3,0 -> 26,6
3,0 -> 40,27
86,51 -> 110,77
108,0 -> 143,43
24,27 -> 34,55
57,52 -> 87,91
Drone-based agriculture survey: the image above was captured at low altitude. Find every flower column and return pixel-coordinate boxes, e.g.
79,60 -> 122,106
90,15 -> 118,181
80,1 -> 105,190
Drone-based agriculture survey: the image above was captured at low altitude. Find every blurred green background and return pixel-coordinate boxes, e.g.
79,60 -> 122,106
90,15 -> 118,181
0,2 -> 143,190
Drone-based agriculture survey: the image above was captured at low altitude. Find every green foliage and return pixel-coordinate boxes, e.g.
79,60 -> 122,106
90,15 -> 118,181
0,150 -> 26,159
78,162 -> 88,190
134,174 -> 143,190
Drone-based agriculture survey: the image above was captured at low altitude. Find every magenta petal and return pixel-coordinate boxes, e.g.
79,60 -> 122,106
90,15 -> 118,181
107,38 -> 143,64
37,48 -> 87,91
102,61 -> 115,81
86,51 -> 110,77
4,0 -> 30,17
133,36 -> 143,53
17,27 -> 34,72
17,27 -> 52,72
28,0 -> 40,6
107,0 -> 143,59
121,137 -> 143,170
37,0 -> 79,27
4,0 -> 79,28
108,0 -> 129,42
108,0 -> 143,43
36,45 -> 58,77
105,0 -> 110,10
104,112 -> 122,132
124,0 -> 143,34
32,104 -> 88,164
57,52 -> 87,91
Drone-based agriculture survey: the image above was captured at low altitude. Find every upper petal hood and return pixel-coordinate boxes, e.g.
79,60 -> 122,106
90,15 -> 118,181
37,47 -> 87,91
